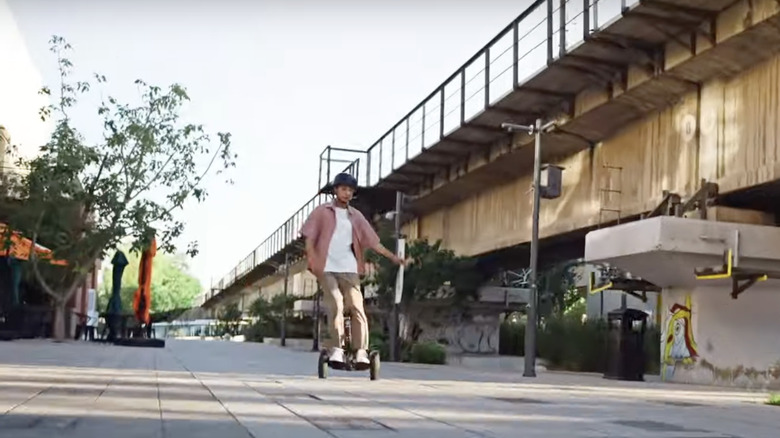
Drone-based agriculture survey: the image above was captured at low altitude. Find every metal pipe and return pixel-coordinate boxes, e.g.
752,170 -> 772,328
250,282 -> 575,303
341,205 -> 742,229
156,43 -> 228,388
460,70 -> 466,126
281,231 -> 289,347
547,0 -> 554,64
366,150 -> 372,185
583,0 -> 590,39
559,0 -> 566,58
327,147 -> 366,153
405,117 -> 410,160
391,128 -> 396,171
484,48 -> 491,109
421,103 -> 427,150
326,146 -> 332,186
439,88 -> 445,139
513,21 -> 519,88
318,148 -> 324,189
390,191 -> 403,362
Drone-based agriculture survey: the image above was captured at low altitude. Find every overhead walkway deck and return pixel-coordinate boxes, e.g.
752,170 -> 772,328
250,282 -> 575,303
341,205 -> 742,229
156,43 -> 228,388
205,0 -> 780,308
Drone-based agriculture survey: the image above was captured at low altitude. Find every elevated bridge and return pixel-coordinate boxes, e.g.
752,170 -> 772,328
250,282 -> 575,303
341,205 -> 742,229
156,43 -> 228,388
205,0 -> 780,389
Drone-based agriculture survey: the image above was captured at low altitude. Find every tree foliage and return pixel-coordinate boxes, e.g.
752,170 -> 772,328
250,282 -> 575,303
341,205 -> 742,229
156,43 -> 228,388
248,294 -> 295,324
98,247 -> 202,314
219,302 -> 243,336
538,260 -> 584,318
0,36 -> 236,338
364,219 -> 483,309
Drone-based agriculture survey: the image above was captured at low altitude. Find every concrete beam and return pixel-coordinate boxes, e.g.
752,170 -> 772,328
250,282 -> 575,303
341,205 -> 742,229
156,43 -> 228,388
585,216 -> 780,287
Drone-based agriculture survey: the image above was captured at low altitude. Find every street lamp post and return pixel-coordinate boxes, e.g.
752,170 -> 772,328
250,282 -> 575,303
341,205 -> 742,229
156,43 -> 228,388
501,118 -> 558,378
312,288 -> 321,352
281,251 -> 289,347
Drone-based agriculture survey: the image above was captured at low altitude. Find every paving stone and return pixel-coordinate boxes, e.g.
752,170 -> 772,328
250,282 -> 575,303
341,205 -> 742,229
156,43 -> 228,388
0,340 -> 778,438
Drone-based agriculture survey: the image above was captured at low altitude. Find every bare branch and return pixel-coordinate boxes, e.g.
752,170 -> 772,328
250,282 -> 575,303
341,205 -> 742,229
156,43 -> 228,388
128,152 -> 175,202
160,133 -> 228,217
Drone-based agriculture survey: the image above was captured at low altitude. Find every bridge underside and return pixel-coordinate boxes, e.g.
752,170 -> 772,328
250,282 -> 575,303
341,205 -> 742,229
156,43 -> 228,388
379,0 -> 780,215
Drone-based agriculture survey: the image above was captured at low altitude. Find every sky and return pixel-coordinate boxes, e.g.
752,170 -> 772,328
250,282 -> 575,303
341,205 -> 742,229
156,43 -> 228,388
5,0 -> 539,295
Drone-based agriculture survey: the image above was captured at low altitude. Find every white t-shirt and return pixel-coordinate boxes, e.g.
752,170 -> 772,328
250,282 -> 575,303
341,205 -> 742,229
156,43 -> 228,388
324,207 -> 358,274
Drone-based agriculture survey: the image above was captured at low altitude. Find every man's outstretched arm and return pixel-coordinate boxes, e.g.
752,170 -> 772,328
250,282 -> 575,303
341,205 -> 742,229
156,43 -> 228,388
371,241 -> 403,265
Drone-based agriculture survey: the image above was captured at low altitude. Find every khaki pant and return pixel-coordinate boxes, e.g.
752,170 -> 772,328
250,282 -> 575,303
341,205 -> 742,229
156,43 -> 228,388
319,272 -> 368,351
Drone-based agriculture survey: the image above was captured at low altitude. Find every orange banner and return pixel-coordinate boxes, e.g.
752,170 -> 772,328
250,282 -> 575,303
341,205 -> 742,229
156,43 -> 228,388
132,237 -> 157,325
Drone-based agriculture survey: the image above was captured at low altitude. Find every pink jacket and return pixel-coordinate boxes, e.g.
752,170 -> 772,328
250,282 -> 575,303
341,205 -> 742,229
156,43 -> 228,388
299,202 -> 380,276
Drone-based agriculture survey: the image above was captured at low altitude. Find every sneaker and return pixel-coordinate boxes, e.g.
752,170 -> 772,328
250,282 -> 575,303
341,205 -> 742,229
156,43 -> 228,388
354,349 -> 370,370
328,347 -> 345,365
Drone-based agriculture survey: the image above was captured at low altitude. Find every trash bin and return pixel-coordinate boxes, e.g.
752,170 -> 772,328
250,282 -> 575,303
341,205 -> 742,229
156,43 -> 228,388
603,308 -> 648,381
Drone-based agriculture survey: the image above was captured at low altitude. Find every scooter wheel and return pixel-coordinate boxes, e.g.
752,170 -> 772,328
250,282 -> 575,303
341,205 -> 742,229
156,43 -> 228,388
318,350 -> 328,379
369,351 -> 380,381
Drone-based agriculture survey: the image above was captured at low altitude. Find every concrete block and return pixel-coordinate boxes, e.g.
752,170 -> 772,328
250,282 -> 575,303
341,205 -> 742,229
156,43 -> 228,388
585,216 -> 780,286
682,206 -> 775,226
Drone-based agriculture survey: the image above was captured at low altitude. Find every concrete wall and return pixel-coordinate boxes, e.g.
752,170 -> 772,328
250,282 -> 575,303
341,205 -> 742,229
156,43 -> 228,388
403,307 -> 500,356
661,285 -> 780,390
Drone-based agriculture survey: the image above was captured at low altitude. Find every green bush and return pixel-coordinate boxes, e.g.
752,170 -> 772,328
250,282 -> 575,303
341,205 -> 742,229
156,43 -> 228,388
500,315 -> 662,374
410,341 -> 447,365
768,393 -> 780,406
369,330 -> 390,360
499,321 -> 525,356
243,322 -> 264,343
538,317 -> 607,372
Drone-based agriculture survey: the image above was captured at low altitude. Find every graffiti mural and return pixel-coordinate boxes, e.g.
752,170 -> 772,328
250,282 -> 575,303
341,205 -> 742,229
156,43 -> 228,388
662,295 -> 699,380
410,310 -> 500,355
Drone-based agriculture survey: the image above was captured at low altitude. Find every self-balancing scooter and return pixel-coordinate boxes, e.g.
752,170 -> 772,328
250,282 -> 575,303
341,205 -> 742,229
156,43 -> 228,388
318,314 -> 381,380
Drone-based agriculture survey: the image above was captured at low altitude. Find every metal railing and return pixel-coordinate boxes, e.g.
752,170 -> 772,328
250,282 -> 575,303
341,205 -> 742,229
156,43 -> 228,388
318,146 -> 368,189
210,0 -> 639,298
212,191 -> 332,293
363,0 -> 637,187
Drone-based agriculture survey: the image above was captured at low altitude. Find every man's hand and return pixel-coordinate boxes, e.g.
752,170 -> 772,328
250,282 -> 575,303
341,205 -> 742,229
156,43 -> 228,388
390,254 -> 408,267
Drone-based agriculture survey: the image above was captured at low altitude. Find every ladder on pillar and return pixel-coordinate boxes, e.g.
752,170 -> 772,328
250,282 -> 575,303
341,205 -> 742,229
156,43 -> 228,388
598,164 -> 623,229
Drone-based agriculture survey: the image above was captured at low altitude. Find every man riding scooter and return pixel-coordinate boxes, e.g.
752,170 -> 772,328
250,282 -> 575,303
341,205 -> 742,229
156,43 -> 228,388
300,172 -> 405,369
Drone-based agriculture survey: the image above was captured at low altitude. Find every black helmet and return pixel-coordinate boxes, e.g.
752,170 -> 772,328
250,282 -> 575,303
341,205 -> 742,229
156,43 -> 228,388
331,172 -> 358,190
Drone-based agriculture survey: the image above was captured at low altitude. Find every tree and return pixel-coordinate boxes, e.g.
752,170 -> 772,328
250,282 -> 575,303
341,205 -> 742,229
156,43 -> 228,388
248,294 -> 295,328
364,220 -> 484,342
0,36 -> 236,339
98,247 -> 202,313
219,302 -> 243,336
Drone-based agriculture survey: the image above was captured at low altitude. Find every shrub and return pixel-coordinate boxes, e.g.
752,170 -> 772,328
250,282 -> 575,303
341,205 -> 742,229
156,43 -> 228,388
243,322 -> 264,343
410,341 -> 447,365
538,317 -> 607,372
370,331 -> 391,360
499,321 -> 525,356
768,393 -> 780,406
500,314 -> 662,375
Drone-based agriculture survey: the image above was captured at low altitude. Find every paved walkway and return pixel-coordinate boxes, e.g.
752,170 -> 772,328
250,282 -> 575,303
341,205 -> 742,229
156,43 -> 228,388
0,339 -> 777,438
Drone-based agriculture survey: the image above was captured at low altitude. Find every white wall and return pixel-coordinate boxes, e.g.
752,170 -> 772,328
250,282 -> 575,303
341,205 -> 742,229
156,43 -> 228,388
0,0 -> 52,165
662,284 -> 780,390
